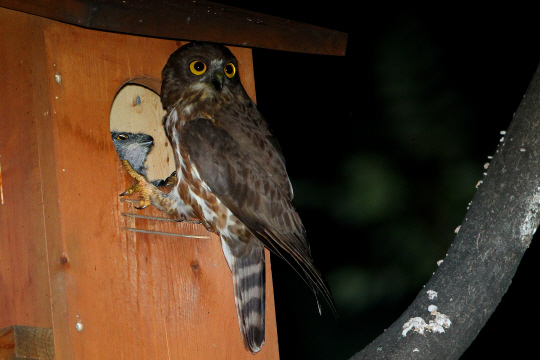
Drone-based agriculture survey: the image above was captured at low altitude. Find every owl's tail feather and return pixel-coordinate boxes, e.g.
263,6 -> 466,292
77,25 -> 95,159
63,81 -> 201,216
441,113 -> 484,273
222,237 -> 266,354
257,229 -> 338,318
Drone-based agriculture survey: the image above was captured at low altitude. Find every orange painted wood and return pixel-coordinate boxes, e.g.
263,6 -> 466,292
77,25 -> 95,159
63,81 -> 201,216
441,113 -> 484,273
0,8 -> 53,330
0,7 -> 279,360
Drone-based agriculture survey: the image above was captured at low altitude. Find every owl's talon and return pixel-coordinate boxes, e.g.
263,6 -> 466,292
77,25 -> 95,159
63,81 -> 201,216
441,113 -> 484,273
119,184 -> 137,197
120,160 -> 154,209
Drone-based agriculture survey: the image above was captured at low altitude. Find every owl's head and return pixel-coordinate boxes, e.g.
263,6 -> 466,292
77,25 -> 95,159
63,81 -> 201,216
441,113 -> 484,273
111,131 -> 154,174
161,42 -> 243,111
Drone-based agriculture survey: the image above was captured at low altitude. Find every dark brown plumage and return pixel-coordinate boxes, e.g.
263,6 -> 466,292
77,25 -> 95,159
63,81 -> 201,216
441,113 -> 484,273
127,42 -> 336,353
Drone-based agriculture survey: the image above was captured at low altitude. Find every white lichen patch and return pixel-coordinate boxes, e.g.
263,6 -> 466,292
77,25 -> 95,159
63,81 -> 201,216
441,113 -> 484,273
519,189 -> 540,246
402,317 -> 428,336
434,312 -> 452,328
402,305 -> 451,337
428,321 -> 446,334
427,290 -> 438,300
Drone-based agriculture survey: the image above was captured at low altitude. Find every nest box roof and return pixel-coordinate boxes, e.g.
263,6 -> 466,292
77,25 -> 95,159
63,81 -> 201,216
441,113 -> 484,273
0,0 -> 347,55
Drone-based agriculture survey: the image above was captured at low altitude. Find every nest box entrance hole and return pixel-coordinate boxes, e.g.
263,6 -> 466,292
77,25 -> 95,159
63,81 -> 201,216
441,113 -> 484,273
108,79 -> 203,237
110,80 -> 175,185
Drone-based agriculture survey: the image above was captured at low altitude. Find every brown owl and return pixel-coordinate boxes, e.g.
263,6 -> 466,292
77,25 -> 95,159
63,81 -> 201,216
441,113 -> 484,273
122,42 -> 336,353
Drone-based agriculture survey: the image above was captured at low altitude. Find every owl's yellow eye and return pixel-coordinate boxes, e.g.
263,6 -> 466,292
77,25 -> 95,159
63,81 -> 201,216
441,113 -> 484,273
117,134 -> 128,140
190,61 -> 207,75
224,63 -> 236,78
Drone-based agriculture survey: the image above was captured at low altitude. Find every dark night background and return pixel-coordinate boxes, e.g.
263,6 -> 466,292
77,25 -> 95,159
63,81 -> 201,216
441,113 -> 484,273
218,2 -> 540,359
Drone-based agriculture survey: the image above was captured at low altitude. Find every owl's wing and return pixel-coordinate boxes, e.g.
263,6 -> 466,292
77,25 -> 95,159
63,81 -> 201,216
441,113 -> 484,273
180,117 -> 336,315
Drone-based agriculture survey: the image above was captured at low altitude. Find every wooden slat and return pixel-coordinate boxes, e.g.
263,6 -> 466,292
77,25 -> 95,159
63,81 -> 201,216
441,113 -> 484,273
0,0 -> 347,56
0,8 -> 53,331
0,326 -> 54,360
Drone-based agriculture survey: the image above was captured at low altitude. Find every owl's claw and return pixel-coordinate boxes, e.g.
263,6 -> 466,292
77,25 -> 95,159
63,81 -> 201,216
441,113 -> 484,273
119,183 -> 150,209
120,160 -> 153,209
119,185 -> 136,197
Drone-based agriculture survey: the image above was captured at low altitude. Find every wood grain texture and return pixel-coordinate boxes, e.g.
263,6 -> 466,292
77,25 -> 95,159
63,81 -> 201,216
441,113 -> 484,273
0,326 -> 54,360
0,10 -> 278,359
0,0 -> 347,56
0,8 -> 53,330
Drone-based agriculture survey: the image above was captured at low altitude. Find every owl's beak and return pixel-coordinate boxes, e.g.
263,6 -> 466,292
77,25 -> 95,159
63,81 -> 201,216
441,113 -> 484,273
142,135 -> 154,147
211,71 -> 224,91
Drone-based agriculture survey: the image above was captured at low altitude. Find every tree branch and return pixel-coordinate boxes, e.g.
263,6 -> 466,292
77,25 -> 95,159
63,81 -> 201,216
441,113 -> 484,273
350,62 -> 540,359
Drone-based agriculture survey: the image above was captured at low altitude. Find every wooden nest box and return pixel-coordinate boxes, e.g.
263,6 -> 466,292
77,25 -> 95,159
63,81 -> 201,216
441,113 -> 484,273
0,1 -> 346,359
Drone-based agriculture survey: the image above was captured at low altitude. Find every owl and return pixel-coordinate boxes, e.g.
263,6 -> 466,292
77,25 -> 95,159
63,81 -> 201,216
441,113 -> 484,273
123,42 -> 336,353
112,131 -> 176,189
112,131 -> 154,176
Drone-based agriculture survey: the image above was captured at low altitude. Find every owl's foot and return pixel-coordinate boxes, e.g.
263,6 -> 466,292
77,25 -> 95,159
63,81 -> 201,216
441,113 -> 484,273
119,184 -> 151,209
120,160 -> 154,209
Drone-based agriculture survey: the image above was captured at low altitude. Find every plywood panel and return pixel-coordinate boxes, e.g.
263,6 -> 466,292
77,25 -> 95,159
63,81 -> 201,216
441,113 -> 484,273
110,84 -> 174,183
38,18 -> 278,360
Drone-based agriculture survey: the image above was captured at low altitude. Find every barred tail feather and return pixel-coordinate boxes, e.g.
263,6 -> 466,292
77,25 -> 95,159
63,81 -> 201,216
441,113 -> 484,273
221,237 -> 266,353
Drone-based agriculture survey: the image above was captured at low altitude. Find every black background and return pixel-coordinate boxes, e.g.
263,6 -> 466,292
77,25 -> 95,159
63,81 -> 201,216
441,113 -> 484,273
215,2 -> 540,358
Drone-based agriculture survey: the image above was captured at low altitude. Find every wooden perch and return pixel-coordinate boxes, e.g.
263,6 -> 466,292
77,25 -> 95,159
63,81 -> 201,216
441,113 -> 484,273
349,62 -> 540,359
0,326 -> 54,360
